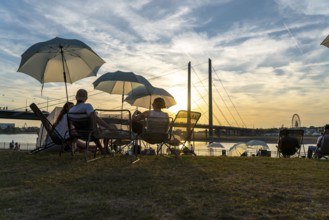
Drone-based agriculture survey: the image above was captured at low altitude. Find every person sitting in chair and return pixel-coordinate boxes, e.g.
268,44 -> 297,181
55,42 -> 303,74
131,97 -> 169,134
131,97 -> 169,155
52,101 -> 74,138
69,89 -> 116,153
316,124 -> 329,147
45,101 -> 74,150
308,124 -> 329,158
51,101 -> 100,152
278,128 -> 300,157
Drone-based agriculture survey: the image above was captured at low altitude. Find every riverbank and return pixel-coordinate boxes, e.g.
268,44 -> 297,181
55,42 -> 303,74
0,133 -> 318,153
0,150 -> 328,219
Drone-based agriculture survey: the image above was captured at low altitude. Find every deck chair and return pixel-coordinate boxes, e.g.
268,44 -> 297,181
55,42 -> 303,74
29,103 -> 69,154
313,134 -> 329,159
277,128 -> 305,158
159,110 -> 201,156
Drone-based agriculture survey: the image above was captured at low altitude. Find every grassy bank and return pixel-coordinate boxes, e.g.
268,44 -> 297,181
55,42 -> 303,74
0,150 -> 328,219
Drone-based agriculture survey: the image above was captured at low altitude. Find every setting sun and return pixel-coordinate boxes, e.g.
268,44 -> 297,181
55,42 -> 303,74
166,87 -> 202,117
168,94 -> 187,114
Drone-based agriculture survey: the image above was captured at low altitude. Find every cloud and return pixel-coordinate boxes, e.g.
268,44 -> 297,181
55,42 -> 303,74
1,0 -> 329,128
276,0 -> 329,16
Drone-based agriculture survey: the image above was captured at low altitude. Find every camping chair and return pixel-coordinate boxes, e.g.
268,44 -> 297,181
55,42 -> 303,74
136,116 -> 171,156
29,103 -> 70,154
67,111 -> 107,162
277,128 -> 305,158
95,109 -> 132,155
159,110 -> 201,156
67,109 -> 133,162
313,134 -> 329,159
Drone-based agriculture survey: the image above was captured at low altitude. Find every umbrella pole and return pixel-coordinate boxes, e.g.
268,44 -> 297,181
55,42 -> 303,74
60,46 -> 69,102
121,83 -> 125,110
121,93 -> 124,110
120,93 -> 124,130
120,82 -> 124,124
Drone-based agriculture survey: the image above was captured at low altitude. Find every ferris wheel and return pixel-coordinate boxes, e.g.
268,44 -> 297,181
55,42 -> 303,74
292,114 -> 301,128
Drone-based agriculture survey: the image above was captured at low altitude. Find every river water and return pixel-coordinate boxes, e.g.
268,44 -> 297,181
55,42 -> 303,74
0,134 -> 312,157
0,134 -> 38,151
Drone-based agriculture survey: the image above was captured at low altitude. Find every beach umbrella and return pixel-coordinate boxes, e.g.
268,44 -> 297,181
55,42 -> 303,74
246,140 -> 269,150
228,142 -> 248,157
93,71 -> 154,109
207,142 -> 224,148
17,37 -> 105,101
321,34 -> 329,48
124,86 -> 176,109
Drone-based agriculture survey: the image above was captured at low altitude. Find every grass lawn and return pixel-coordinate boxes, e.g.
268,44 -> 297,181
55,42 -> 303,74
0,150 -> 328,219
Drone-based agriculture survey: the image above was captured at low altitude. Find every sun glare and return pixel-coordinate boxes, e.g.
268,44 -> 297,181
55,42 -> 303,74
168,93 -> 187,115
167,88 -> 202,116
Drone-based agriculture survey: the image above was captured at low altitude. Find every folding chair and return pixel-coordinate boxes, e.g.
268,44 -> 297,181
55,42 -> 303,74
136,116 -> 171,155
313,134 -> 329,159
67,109 -> 133,162
140,116 -> 171,144
277,128 -> 305,158
66,111 -> 106,162
159,110 -> 201,156
29,103 -> 69,154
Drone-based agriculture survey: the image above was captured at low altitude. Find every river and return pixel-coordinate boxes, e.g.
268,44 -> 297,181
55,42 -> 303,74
0,134 -> 38,151
0,133 -> 313,157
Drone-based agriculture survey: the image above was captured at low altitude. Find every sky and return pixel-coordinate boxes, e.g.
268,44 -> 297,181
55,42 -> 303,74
1,0 -> 329,129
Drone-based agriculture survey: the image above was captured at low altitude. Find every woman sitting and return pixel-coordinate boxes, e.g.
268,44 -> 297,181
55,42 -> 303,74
132,97 -> 169,134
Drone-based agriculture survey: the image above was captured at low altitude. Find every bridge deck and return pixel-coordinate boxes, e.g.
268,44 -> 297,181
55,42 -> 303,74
0,110 -> 256,136
0,110 -> 48,120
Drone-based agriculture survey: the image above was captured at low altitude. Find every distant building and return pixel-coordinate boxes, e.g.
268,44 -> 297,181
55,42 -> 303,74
0,123 -> 15,129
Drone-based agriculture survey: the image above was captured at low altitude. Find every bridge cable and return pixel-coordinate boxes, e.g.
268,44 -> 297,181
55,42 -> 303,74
212,66 -> 247,128
191,65 -> 231,126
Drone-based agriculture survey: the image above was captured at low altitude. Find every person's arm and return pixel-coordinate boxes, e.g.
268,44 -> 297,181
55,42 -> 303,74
94,114 -> 117,130
317,136 -> 323,148
132,110 -> 141,121
86,105 -> 116,130
132,111 -> 149,122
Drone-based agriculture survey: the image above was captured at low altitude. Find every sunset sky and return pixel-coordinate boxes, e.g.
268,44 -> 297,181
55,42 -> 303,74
1,0 -> 329,128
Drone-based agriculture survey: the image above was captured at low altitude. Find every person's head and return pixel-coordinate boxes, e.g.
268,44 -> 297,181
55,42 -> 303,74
152,97 -> 166,110
75,89 -> 88,103
55,102 -> 74,125
63,102 -> 74,112
324,124 -> 329,131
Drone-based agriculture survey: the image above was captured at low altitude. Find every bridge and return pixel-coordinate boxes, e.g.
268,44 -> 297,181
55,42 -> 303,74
0,110 -> 257,136
0,110 -> 49,121
0,59 -> 281,140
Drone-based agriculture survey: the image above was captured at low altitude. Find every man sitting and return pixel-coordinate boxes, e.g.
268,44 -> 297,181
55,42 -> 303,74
69,89 -> 115,153
309,124 -> 329,158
